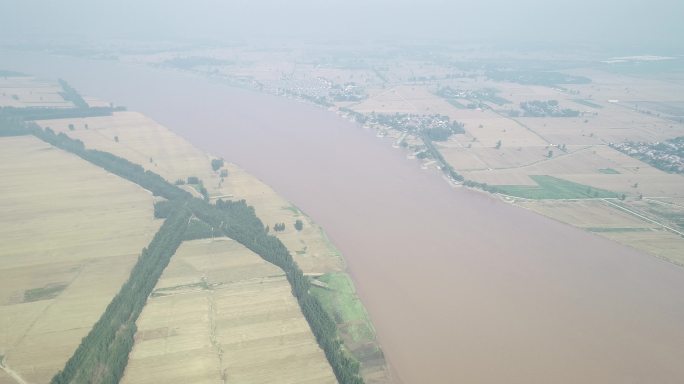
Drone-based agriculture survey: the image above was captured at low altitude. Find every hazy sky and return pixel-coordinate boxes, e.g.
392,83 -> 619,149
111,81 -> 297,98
1,0 -> 682,52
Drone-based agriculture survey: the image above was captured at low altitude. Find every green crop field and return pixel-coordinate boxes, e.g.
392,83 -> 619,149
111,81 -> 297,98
496,175 -> 619,199
598,168 -> 621,174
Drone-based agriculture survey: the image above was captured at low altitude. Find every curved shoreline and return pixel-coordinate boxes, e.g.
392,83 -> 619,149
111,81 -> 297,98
5,51 -> 684,383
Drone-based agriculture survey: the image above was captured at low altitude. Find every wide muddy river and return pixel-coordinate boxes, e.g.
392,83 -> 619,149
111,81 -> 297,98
5,51 -> 684,383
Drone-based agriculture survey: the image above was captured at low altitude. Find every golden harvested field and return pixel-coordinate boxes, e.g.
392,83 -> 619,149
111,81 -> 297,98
515,117 -> 609,146
82,96 -> 111,108
39,112 -> 345,274
36,111 -> 221,192
563,68 -> 684,103
0,76 -> 71,108
515,199 -> 659,230
486,82 -> 563,105
601,230 -> 684,265
121,238 -> 337,384
351,85 -> 458,116
441,146 -> 556,172
377,61 -> 453,84
307,67 -> 379,86
562,172 -> 684,198
515,199 -> 684,265
222,165 -> 344,274
460,144 -> 684,198
0,136 -> 159,383
455,116 -> 549,148
517,104 -> 683,145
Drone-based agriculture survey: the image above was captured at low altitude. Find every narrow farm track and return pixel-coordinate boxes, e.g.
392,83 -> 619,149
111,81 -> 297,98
0,357 -> 29,384
602,198 -> 684,236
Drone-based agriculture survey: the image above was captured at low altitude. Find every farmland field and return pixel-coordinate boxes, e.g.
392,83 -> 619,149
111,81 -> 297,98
36,109 -> 384,380
0,135 -> 159,383
35,111 -> 220,193
3,43 -> 682,383
461,145 -> 684,198
0,76 -> 72,108
515,198 -> 684,265
37,111 -> 346,274
121,238 -> 337,384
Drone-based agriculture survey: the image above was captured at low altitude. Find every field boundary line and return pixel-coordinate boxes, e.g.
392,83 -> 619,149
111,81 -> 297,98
0,357 -> 29,384
463,145 -> 595,172
488,106 -> 551,145
646,198 -> 684,209
602,199 -> 684,237
12,264 -> 86,349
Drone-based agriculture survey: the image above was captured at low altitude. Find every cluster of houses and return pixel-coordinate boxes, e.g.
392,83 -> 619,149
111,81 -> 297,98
519,100 -> 580,117
268,75 -> 366,106
611,138 -> 684,174
366,112 -> 462,137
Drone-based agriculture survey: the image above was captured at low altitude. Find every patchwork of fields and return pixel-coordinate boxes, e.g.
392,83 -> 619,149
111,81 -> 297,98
36,111 -> 346,275
28,104 -> 387,382
122,238 -> 337,384
0,136 -> 160,383
0,76 -> 72,109
2,48 -> 682,383
330,64 -> 684,266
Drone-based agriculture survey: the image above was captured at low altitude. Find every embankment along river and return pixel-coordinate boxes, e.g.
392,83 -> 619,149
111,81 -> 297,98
5,51 -> 684,384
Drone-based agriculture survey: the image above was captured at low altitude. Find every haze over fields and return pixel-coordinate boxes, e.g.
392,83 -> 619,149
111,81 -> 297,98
2,0 -> 684,52
1,1 -> 684,384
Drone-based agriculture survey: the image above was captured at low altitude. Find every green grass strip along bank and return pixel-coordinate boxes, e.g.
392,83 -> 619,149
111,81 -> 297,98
311,273 -> 384,368
311,273 -> 375,343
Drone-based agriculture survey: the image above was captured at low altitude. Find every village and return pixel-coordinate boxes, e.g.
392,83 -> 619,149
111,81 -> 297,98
611,137 -> 684,174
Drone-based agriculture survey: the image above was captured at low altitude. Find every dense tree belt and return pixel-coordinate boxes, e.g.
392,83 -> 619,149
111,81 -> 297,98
51,207 -> 191,384
17,118 -> 363,383
189,198 -> 364,383
31,125 -> 191,201
421,134 -> 500,192
0,113 -> 29,136
58,79 -> 90,109
0,105 -> 124,120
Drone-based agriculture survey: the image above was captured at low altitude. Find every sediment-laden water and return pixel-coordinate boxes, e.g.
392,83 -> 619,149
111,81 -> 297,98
5,51 -> 684,384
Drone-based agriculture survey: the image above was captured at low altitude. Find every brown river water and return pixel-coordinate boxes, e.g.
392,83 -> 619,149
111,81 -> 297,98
4,51 -> 684,383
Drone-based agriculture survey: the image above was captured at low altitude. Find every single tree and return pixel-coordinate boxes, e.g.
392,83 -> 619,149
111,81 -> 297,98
211,158 -> 224,172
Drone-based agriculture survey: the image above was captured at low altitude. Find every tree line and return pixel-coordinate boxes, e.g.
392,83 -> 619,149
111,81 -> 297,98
421,134 -> 465,182
0,105 -> 123,121
58,79 -> 90,109
188,198 -> 364,384
51,207 -> 191,384
0,112 -> 28,136
32,124 -> 190,201
26,121 -> 364,383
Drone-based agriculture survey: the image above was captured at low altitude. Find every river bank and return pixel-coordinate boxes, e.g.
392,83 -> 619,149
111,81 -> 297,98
4,51 -> 684,383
